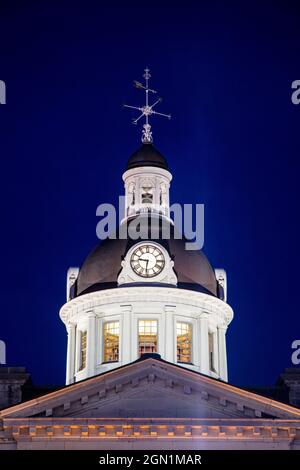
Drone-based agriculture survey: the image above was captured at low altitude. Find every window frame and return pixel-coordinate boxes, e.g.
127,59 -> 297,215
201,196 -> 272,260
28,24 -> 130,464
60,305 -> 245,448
141,186 -> 154,204
137,319 -> 158,357
176,321 -> 193,364
102,320 -> 120,364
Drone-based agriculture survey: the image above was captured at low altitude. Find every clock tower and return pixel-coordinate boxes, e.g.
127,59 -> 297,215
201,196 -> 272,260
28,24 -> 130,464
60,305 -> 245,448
59,70 -> 233,385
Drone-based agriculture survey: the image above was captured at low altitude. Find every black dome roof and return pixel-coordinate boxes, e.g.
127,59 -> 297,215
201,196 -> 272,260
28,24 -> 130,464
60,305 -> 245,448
126,143 -> 168,171
74,217 -> 219,299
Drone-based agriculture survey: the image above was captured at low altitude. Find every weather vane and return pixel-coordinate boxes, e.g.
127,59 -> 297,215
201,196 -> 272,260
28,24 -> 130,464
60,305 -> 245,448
123,67 -> 171,144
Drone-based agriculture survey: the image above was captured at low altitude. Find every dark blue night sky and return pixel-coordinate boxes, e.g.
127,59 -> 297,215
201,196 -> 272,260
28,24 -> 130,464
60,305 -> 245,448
0,1 -> 299,388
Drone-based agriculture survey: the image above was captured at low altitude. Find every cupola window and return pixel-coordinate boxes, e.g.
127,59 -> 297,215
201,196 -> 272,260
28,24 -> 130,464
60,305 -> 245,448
103,321 -> 119,363
176,322 -> 192,363
138,320 -> 157,355
141,185 -> 153,204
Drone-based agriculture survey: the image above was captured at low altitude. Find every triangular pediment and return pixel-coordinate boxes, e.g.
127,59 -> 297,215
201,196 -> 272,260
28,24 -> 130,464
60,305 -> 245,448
1,358 -> 300,421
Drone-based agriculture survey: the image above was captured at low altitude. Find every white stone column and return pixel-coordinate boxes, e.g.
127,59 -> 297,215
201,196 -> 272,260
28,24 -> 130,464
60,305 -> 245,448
121,305 -> 132,365
164,305 -> 175,362
166,181 -> 170,218
137,178 -> 141,210
124,181 -> 128,218
199,314 -> 209,375
86,311 -> 96,378
153,177 -> 159,210
213,330 -> 219,376
218,326 -> 228,382
66,324 -> 76,385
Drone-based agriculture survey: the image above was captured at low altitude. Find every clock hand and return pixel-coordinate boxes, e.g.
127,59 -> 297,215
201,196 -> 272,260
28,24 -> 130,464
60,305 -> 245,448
140,257 -> 150,270
139,257 -> 148,269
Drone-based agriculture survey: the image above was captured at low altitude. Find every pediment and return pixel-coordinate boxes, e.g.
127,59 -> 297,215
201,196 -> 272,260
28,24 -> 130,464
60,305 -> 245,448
1,358 -> 300,421
61,382 -> 243,419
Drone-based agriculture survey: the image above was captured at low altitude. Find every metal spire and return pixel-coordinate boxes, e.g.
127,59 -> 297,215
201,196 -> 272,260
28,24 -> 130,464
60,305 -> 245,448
123,67 -> 171,144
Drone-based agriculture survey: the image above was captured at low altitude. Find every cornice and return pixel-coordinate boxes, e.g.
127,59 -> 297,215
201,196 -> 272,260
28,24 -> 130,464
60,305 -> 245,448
2,418 -> 300,442
59,286 -> 234,326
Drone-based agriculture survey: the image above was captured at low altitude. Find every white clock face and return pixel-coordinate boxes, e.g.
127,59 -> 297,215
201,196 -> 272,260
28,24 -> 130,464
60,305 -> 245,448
130,245 -> 165,278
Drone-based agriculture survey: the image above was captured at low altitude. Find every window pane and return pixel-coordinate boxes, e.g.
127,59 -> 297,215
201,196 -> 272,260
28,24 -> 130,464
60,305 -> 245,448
104,321 -> 119,363
138,320 -> 157,356
79,330 -> 87,371
142,194 -> 153,204
177,322 -> 192,363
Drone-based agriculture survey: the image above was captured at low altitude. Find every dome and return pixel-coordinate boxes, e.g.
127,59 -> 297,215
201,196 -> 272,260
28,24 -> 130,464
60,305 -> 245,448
126,143 -> 169,171
75,217 -> 218,298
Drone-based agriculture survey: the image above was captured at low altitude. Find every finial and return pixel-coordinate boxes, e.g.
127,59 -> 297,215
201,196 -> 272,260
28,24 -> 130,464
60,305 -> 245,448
123,67 -> 171,144
142,123 -> 152,143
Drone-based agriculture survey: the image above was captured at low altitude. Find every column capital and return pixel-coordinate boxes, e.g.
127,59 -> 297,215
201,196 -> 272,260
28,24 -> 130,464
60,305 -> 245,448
120,304 -> 132,313
218,324 -> 228,332
164,304 -> 176,313
66,323 -> 76,333
86,310 -> 96,319
200,312 -> 209,320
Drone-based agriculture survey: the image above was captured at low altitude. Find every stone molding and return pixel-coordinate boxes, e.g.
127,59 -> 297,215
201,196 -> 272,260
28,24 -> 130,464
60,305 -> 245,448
1,359 -> 300,421
60,287 -> 233,326
1,418 -> 300,450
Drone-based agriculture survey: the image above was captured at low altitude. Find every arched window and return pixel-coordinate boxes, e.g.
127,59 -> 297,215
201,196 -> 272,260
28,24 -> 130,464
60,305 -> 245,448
141,185 -> 153,204
103,321 -> 119,363
176,322 -> 192,363
138,320 -> 157,355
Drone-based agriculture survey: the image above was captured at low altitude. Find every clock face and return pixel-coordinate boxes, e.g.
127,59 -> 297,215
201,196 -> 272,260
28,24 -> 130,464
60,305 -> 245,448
130,245 -> 165,278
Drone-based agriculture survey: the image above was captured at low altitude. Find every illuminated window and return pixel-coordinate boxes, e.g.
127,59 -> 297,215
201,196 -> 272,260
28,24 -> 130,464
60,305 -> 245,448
141,186 -> 153,204
103,321 -> 119,363
177,322 -> 192,363
208,332 -> 216,372
78,330 -> 87,371
138,320 -> 157,356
